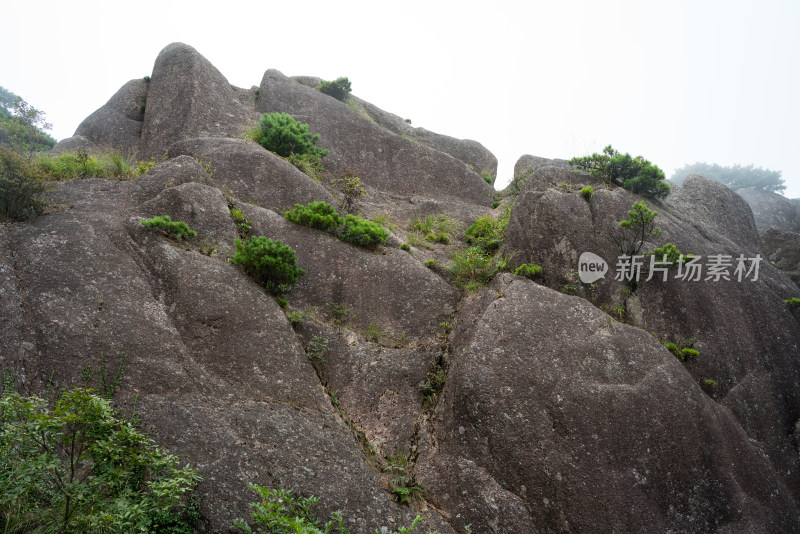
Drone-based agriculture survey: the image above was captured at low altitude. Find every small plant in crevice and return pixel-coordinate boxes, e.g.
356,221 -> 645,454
229,207 -> 252,238
141,215 -> 197,241
230,236 -> 306,296
480,171 -> 493,185
561,269 -> 597,299
464,207 -> 509,255
287,308 -> 317,326
233,485 -> 347,533
449,247 -> 512,292
400,243 -> 411,252
327,302 -> 355,328
411,214 -> 458,246
307,335 -> 328,362
383,453 -> 424,505
514,263 -> 543,281
662,335 -> 700,362
644,243 -> 694,267
421,351 -> 448,406
785,297 -> 800,309
365,324 -> 409,348
81,347 -> 128,400
580,185 -> 594,201
491,201 -> 500,209
330,167 -> 366,213
288,152 -> 326,184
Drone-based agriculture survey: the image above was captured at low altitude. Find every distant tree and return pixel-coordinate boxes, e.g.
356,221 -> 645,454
317,77 -> 352,101
0,93 -> 55,156
670,162 -> 785,193
570,145 -> 670,199
0,86 -> 18,110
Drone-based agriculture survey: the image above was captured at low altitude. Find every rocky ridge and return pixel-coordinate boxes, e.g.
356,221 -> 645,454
4,42 -> 799,533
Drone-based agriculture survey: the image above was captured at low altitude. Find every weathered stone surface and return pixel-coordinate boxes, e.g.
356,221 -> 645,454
130,155 -> 214,204
257,69 -> 493,205
168,137 -> 333,212
352,95 -> 498,179
497,154 -> 574,198
49,134 -> 96,155
504,174 -> 800,504
296,322 -> 438,456
240,204 -> 461,339
140,43 -> 255,158
417,274 -> 800,533
762,227 -> 800,286
74,79 -> 147,153
737,186 -> 800,235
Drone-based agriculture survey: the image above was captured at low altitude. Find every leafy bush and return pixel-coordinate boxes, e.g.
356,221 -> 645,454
233,484 -> 424,534
570,145 -> 670,199
251,112 -> 329,160
515,263 -> 543,280
580,185 -> 594,201
0,388 -> 201,533
330,168 -> 366,213
231,236 -> 307,294
230,207 -> 252,238
664,337 -> 699,362
141,215 -> 197,240
317,77 -> 352,101
0,147 -> 47,221
681,348 -> 700,360
400,243 -> 411,252
285,201 -> 341,231
339,214 -> 388,248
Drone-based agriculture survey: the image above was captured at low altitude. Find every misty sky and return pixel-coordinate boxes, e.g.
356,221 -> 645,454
2,0 -> 798,196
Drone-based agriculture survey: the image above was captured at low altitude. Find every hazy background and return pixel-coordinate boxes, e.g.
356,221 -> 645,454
2,0 -> 798,195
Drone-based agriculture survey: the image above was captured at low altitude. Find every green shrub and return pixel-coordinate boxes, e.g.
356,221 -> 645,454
612,200 -> 661,257
330,168 -> 366,213
0,147 -> 47,221
230,236 -> 306,294
681,348 -> 700,360
480,171 -> 493,185
230,207 -> 252,238
411,214 -> 457,239
580,185 -> 594,201
515,263 -> 543,280
400,243 -> 411,252
339,214 -> 388,248
785,297 -> 800,309
251,112 -> 329,160
317,76 -> 352,101
703,378 -> 718,388
491,201 -> 500,209
465,213 -> 507,254
0,388 -> 201,533
423,259 -> 437,268
141,215 -> 197,240
449,247 -> 506,290
383,453 -> 424,505
664,342 -> 679,355
570,145 -> 670,199
288,153 -> 325,183
645,243 -> 693,266
284,201 -> 341,231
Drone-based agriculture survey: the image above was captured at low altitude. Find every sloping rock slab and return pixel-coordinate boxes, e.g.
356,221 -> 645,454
169,137 -> 333,212
416,274 -> 800,533
762,227 -> 800,286
241,205 -> 460,339
737,186 -> 800,235
257,69 -> 492,206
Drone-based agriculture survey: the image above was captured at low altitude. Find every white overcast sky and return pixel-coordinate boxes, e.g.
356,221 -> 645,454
2,0 -> 798,196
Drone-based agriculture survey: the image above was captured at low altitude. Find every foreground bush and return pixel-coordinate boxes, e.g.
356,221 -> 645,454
465,209 -> 509,254
0,147 -> 47,221
250,112 -> 329,160
0,388 -> 201,533
231,236 -> 307,294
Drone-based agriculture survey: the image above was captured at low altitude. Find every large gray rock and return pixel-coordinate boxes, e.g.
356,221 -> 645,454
74,79 -> 148,153
139,43 -> 255,158
504,174 -> 800,504
168,137 -> 333,212
497,154 -> 573,198
49,134 -> 96,155
257,69 -> 493,206
737,187 -> 800,235
417,274 -> 800,533
240,204 -> 461,339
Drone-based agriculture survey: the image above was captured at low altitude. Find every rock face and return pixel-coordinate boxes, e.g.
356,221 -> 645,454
762,227 -> 800,286
737,186 -> 800,235
417,274 -> 799,533
4,43 -> 800,534
257,69 -> 493,206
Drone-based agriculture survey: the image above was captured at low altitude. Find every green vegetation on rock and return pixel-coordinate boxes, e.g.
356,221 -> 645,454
141,215 -> 197,240
570,145 -> 670,199
0,147 -> 47,221
0,387 -> 201,534
250,112 -> 329,160
285,201 -> 341,231
340,214 -> 388,248
317,77 -> 352,102
231,236 -> 307,295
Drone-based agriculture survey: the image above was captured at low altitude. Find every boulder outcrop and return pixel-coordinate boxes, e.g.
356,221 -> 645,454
737,186 -> 800,235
